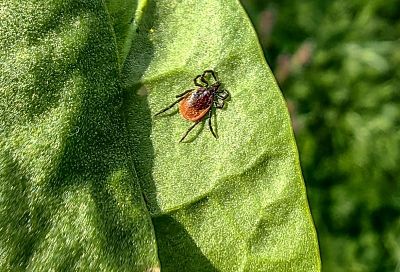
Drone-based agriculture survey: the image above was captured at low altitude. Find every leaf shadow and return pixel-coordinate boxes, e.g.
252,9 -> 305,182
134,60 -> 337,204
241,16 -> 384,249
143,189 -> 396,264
2,0 -> 164,270
153,215 -> 218,272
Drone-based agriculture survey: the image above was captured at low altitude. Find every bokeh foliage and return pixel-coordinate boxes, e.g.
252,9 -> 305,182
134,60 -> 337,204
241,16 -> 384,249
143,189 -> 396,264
241,0 -> 400,271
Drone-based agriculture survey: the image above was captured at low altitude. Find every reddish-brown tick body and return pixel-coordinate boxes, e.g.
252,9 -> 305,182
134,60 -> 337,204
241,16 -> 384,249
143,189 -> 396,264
179,84 -> 220,122
155,70 -> 229,142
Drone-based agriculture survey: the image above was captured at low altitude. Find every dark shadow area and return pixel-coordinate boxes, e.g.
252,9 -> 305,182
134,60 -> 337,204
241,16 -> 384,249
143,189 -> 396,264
1,1 -> 138,269
43,0 -> 150,269
153,215 -> 218,272
4,0 -> 159,270
121,0 -> 160,215
0,148 -> 39,269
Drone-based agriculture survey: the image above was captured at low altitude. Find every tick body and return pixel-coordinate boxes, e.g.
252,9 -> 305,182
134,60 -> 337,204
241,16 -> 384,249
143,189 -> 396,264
155,70 -> 229,142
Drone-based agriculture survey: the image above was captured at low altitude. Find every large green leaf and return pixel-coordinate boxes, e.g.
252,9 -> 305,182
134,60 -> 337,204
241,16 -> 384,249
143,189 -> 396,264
119,0 -> 320,271
0,0 -> 320,271
0,0 -> 158,271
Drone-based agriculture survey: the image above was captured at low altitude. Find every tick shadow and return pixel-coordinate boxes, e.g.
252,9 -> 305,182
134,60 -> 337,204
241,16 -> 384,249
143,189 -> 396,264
181,121 -> 207,143
155,111 -> 207,144
121,1 -> 217,270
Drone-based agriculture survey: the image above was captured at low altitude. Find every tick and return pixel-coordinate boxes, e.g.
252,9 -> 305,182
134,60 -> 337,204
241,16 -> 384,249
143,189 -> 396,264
154,69 -> 229,142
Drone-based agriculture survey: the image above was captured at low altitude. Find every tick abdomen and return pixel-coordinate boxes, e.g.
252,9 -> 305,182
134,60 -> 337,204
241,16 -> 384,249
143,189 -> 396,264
179,89 -> 213,121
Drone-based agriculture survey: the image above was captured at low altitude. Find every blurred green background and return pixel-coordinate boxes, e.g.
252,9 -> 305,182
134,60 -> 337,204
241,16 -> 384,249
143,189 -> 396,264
240,0 -> 400,271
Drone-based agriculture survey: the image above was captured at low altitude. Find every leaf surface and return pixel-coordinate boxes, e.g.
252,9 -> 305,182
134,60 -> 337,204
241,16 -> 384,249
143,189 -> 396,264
0,0 -> 319,271
0,0 -> 159,270
120,0 -> 321,271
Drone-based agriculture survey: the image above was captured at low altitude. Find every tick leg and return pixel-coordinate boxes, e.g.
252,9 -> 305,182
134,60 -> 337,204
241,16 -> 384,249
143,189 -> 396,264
179,121 -> 201,143
200,70 -> 213,86
175,89 -> 193,98
200,76 -> 209,87
214,100 -> 224,109
208,108 -> 217,139
216,89 -> 229,100
154,97 -> 184,116
194,75 -> 206,87
202,70 -> 218,82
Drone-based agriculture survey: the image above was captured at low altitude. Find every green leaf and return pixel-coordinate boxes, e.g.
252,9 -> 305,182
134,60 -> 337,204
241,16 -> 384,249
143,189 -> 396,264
1,0 -> 319,271
119,0 -> 320,271
0,0 -> 158,271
